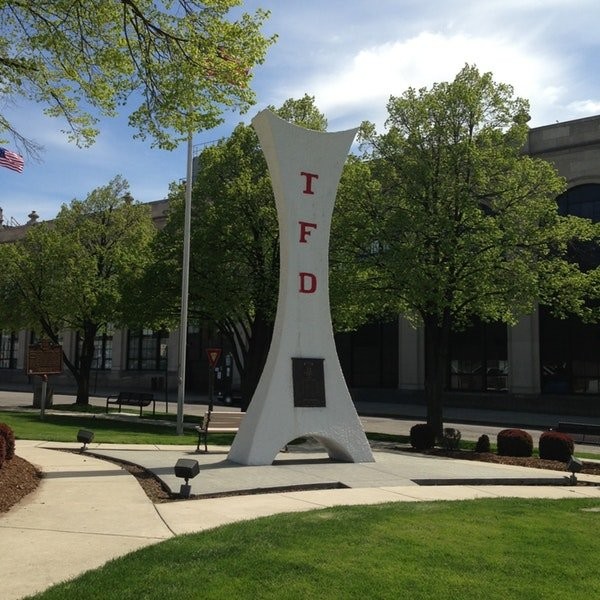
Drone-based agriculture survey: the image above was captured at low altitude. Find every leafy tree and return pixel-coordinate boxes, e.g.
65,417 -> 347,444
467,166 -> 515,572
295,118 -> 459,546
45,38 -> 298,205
0,1 -> 275,153
144,96 -> 331,406
353,65 -> 598,435
0,176 -> 156,404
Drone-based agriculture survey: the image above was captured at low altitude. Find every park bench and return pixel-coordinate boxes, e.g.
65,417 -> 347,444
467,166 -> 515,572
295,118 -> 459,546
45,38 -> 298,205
194,409 -> 246,452
106,391 -> 156,417
555,422 -> 600,445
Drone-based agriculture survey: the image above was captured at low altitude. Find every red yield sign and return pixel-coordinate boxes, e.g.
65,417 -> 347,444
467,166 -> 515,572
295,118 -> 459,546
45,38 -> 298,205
206,348 -> 222,368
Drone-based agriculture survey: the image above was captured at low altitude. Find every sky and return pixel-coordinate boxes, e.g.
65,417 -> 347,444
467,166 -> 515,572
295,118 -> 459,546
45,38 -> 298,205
1,0 -> 600,225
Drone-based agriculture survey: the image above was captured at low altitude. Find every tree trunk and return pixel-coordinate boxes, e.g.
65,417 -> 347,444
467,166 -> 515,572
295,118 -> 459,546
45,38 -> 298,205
38,320 -> 93,406
423,313 -> 451,438
239,312 -> 273,410
75,322 -> 99,405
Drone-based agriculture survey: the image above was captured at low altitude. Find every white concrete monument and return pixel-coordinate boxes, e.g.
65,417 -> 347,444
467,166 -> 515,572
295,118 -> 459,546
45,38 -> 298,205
228,109 -> 374,466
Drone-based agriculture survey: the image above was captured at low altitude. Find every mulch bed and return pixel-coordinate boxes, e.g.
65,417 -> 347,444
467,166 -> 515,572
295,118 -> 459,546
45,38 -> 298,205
0,456 -> 43,513
110,461 -> 173,503
400,446 -> 600,475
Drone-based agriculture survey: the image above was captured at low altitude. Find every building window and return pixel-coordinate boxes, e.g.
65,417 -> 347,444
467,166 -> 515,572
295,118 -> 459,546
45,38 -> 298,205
538,183 -> 600,394
557,183 -> 600,222
78,326 -> 114,370
0,331 -> 18,369
556,184 -> 600,269
335,320 -> 399,388
540,307 -> 600,394
127,329 -> 168,371
449,321 -> 508,392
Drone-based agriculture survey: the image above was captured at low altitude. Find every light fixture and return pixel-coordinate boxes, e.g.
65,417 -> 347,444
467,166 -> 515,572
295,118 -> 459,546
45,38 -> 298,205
77,429 -> 94,452
567,455 -> 583,485
174,458 -> 200,498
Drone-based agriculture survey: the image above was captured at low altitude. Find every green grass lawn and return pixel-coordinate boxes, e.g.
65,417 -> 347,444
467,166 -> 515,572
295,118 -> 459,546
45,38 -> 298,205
0,411 -> 202,445
0,409 -> 400,448
3,410 -> 600,459
30,497 -> 600,599
0,410 -> 409,447
49,402 -> 203,424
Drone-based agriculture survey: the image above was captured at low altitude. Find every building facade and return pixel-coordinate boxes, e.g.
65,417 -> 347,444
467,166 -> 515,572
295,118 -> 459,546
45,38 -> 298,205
339,115 -> 600,416
1,116 -> 600,414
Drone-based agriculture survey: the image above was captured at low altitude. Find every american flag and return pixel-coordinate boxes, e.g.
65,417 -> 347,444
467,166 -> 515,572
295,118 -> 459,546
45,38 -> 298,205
0,147 -> 24,173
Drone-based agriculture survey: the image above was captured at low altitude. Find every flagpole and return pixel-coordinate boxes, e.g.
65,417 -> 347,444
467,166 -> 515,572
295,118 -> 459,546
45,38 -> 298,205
176,131 -> 193,435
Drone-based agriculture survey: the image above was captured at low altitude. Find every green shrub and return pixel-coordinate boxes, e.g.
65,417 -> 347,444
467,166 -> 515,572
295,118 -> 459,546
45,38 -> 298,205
0,435 -> 6,468
539,431 -> 574,462
475,434 -> 491,453
497,428 -> 533,457
410,423 -> 436,450
441,427 -> 461,450
0,422 -> 15,460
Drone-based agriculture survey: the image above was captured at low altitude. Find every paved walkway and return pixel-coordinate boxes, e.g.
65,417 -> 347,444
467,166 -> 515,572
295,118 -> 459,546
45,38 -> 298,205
2,389 -> 600,598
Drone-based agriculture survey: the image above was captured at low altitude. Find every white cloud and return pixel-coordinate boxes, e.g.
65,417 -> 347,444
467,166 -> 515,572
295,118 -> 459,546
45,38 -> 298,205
567,99 -> 600,116
294,30 -> 569,130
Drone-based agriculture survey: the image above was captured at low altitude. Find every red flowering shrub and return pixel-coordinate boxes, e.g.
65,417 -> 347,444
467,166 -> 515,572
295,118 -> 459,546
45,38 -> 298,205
497,428 -> 533,457
0,436 -> 6,468
410,423 -> 436,450
539,431 -> 574,462
0,423 -> 15,460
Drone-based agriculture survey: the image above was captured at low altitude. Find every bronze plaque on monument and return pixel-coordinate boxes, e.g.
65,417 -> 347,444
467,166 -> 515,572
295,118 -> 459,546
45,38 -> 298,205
292,358 -> 326,407
27,339 -> 63,375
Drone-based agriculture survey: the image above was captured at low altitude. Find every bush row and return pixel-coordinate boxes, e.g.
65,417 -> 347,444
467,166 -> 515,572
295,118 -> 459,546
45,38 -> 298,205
409,424 -> 576,462
0,422 -> 16,469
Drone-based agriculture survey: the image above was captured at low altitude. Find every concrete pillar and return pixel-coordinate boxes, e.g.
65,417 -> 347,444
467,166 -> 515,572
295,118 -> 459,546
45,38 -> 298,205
229,110 -> 373,465
398,317 -> 424,390
508,311 -> 541,394
166,329 -> 179,373
111,329 -> 125,371
16,330 -> 29,370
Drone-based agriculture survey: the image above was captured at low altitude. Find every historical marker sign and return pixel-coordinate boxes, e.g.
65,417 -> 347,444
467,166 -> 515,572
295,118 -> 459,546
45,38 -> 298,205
27,339 -> 63,375
292,358 -> 326,407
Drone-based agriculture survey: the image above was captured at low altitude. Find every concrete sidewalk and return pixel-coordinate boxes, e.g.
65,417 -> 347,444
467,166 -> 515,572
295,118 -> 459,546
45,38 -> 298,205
1,441 -> 172,600
2,439 -> 600,600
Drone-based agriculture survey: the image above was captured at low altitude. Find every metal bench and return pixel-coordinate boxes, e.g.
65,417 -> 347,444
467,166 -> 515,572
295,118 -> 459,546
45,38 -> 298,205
194,410 -> 245,452
555,422 -> 600,445
106,391 -> 156,417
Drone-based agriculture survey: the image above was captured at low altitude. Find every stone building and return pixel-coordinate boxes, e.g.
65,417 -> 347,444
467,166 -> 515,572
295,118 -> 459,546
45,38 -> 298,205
1,116 -> 600,415
0,199 -> 194,397
341,115 -> 600,416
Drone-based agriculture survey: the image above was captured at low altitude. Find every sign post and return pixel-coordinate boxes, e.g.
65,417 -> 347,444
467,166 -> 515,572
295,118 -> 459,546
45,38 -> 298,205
39,374 -> 48,420
27,339 -> 63,420
206,348 -> 222,411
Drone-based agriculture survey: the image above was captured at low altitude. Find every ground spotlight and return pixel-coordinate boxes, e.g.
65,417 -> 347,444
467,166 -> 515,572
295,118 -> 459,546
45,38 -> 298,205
77,429 -> 94,452
567,455 -> 583,485
174,458 -> 200,498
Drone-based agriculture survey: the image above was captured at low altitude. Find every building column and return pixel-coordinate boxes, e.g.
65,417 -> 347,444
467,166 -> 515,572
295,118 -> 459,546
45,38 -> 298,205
16,330 -> 29,370
398,317 -> 424,390
166,328 -> 179,373
508,310 -> 541,394
111,329 -> 125,372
